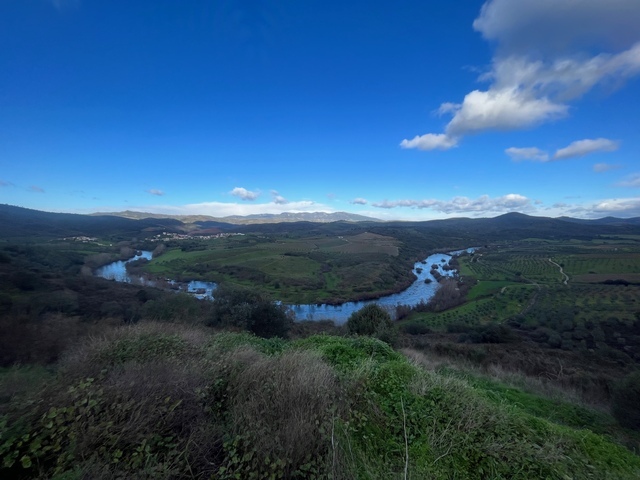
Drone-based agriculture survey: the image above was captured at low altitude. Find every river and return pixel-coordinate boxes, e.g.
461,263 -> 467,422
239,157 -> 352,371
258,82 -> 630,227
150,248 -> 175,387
94,249 -> 474,324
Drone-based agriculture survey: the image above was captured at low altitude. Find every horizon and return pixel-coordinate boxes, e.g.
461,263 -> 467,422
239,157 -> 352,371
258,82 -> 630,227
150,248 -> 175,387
1,1 -> 639,220
4,202 -> 638,224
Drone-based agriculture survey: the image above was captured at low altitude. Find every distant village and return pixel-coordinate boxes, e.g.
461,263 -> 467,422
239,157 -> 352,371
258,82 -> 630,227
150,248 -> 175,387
62,232 -> 244,244
62,236 -> 98,242
149,232 -> 245,241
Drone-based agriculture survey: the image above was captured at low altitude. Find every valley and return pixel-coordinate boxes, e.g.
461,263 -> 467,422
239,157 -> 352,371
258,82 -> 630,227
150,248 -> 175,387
2,205 -> 640,479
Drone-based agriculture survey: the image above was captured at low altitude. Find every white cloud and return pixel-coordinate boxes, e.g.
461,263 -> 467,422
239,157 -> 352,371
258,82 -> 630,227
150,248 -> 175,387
124,200 -> 332,218
29,185 -> 45,193
270,190 -> 289,205
591,197 -> 640,216
437,102 -> 460,116
350,198 -> 368,205
400,133 -> 458,151
371,193 -> 532,215
146,189 -> 165,196
473,0 -> 640,55
553,138 -> 619,160
230,187 -> 260,201
593,163 -> 622,173
505,147 -> 549,162
617,173 -> 640,188
445,88 -> 567,137
403,0 -> 640,149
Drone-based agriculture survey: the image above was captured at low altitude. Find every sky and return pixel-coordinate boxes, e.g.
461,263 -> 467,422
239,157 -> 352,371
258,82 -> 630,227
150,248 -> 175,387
1,0 -> 639,221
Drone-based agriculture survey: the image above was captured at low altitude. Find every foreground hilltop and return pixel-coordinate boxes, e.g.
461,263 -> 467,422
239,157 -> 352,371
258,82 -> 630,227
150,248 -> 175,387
2,325 -> 639,479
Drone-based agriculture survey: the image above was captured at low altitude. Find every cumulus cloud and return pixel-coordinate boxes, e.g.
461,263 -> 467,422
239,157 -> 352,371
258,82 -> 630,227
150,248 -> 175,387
506,147 -> 549,162
591,197 -> 640,217
29,185 -> 45,193
400,133 -> 458,151
593,163 -> 621,173
350,198 -> 368,205
445,88 -> 568,137
553,138 -> 619,160
146,189 -> 165,196
230,187 -> 260,201
402,0 -> 640,150
473,0 -> 640,55
616,173 -> 640,188
528,195 -> 640,219
507,138 -> 619,163
371,193 -> 531,215
270,190 -> 289,205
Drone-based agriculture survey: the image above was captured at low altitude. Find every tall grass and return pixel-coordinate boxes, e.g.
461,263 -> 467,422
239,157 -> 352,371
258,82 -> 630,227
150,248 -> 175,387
2,326 -> 640,479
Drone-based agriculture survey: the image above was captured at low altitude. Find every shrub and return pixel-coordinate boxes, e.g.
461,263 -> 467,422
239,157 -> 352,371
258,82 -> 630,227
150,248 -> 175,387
458,324 -> 517,344
345,304 -> 397,345
209,284 -> 293,338
346,304 -> 390,336
611,371 -> 640,430
402,323 -> 432,335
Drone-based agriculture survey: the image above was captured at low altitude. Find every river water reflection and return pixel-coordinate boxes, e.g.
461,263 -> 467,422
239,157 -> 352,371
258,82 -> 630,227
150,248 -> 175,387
95,249 -> 474,324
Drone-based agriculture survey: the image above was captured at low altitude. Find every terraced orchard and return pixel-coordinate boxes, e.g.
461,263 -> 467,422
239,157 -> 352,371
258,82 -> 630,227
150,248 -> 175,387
409,239 -> 640,361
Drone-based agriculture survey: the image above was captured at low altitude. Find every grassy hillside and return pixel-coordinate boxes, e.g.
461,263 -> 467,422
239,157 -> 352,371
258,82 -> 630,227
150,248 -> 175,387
144,233 -> 408,304
2,324 -> 639,479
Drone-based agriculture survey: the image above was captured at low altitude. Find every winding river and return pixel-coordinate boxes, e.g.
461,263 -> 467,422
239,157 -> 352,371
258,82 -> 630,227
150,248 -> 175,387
95,249 -> 474,324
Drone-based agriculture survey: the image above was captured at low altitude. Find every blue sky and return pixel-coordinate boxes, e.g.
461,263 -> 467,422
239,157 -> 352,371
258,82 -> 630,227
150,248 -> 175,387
1,0 -> 639,220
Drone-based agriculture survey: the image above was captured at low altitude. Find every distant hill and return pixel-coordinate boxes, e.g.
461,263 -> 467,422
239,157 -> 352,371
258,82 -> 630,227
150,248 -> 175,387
222,211 -> 381,224
0,204 -> 185,239
3,205 -> 640,241
92,210 -> 381,224
558,216 -> 640,226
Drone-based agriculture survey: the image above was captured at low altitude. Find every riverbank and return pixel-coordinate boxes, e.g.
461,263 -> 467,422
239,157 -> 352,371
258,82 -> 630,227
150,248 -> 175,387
95,249 -> 474,323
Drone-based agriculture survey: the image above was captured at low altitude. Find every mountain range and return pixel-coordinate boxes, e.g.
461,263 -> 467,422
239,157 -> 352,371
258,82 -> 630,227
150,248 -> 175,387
2,204 -> 640,240
89,210 -> 381,224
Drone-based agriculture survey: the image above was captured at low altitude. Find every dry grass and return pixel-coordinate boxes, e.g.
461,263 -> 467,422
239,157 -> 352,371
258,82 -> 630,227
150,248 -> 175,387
59,321 -> 212,379
401,347 -> 608,411
225,348 -> 341,476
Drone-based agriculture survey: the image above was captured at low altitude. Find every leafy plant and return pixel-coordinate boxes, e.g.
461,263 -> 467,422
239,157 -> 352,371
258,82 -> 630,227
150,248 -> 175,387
612,371 -> 640,430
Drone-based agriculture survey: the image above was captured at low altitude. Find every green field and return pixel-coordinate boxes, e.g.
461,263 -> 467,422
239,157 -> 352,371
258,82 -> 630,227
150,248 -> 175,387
143,232 -> 408,304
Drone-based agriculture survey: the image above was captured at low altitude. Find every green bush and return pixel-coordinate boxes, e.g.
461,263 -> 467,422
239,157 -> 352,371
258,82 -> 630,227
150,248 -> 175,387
345,304 -> 397,345
611,371 -> 640,430
402,322 -> 432,335
209,284 -> 293,338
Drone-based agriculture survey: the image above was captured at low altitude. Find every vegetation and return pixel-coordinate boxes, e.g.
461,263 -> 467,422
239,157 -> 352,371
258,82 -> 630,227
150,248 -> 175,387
345,303 -> 397,344
142,232 -> 416,305
612,371 -> 640,430
208,283 -> 293,338
407,240 -> 640,362
2,327 -> 640,479
2,206 -> 640,478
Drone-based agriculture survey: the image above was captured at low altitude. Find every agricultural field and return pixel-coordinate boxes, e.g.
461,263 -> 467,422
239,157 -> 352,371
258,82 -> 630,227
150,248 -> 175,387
407,238 -> 640,361
143,232 -> 408,304
409,284 -> 537,329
